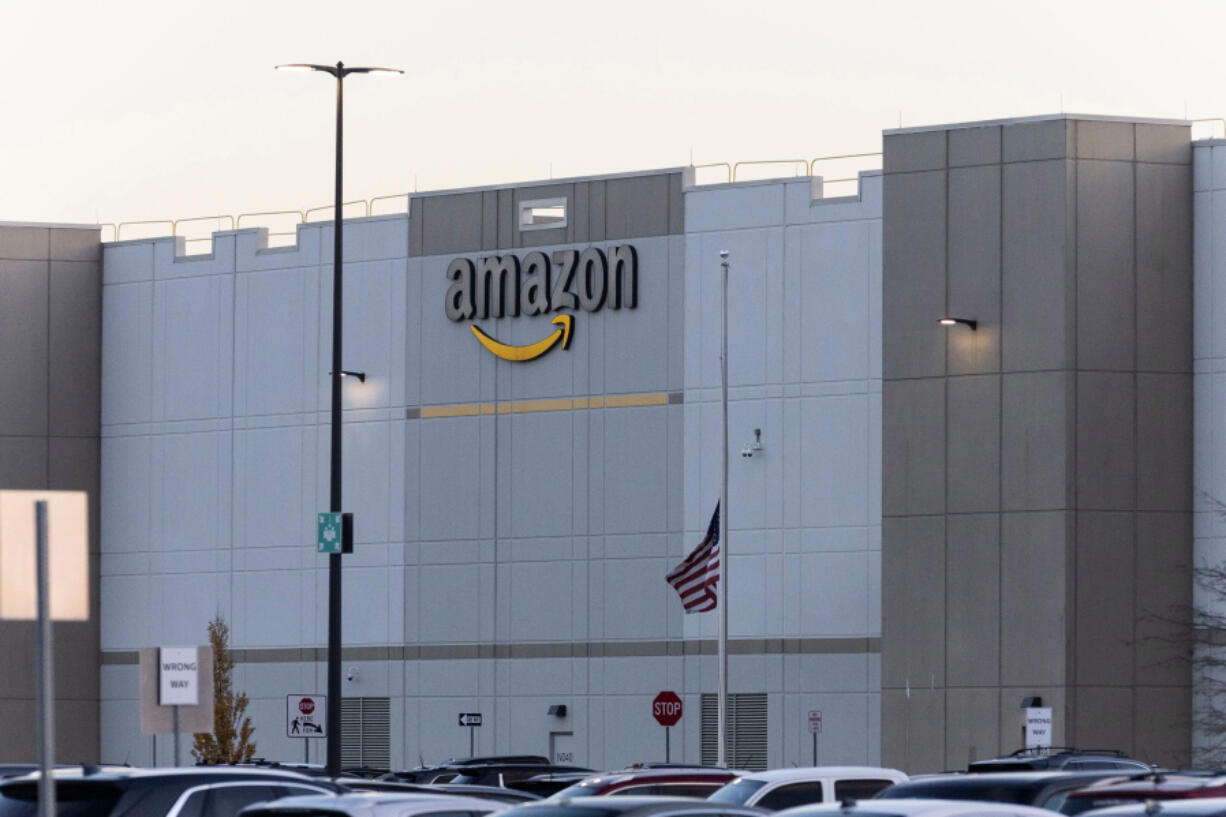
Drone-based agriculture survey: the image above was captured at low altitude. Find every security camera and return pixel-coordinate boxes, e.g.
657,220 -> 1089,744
346,667 -> 357,682
742,428 -> 763,458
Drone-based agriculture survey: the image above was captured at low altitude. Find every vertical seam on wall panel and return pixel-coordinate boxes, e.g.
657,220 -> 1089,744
228,237 -> 237,625
995,128 -> 1005,721
1070,126 -> 1080,718
1131,132 -> 1141,713
943,135 -> 951,760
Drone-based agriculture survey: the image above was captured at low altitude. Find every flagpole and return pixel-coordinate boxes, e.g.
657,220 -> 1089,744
718,249 -> 730,768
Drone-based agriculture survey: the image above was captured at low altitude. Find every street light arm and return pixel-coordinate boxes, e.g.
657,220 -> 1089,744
275,63 -> 340,76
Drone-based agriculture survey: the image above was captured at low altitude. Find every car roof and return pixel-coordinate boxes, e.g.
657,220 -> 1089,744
1069,775 -> 1226,797
580,768 -> 746,784
510,796 -> 767,815
242,792 -> 501,816
1076,799 -> 1226,817
1,766 -> 327,785
732,767 -> 908,784
776,798 -> 1066,817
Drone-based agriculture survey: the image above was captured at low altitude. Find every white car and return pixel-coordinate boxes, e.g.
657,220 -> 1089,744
708,768 -> 909,811
238,792 -> 505,817
775,799 -> 1063,817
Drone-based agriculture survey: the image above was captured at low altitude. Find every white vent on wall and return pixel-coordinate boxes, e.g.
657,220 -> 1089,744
700,692 -> 768,771
519,198 -> 567,231
341,697 -> 391,769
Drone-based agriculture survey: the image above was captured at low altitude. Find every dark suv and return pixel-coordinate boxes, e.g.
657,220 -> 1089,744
968,749 -> 1151,774
875,771 -> 1140,810
0,766 -> 341,817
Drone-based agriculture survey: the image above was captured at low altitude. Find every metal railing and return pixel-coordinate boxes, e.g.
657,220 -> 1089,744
1192,118 -> 1226,139
103,153 -> 885,247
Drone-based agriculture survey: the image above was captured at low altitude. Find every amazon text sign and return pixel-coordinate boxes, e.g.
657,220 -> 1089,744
445,245 -> 638,361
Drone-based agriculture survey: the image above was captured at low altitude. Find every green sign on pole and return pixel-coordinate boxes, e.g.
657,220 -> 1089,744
317,513 -> 342,554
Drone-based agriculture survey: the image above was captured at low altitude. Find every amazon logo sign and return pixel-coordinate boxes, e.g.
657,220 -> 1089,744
444,245 -> 638,362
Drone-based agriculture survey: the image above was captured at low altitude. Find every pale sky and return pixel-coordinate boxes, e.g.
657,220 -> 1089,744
2,0 -> 1221,232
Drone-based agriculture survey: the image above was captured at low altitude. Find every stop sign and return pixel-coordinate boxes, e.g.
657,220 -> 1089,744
653,690 -> 683,726
298,697 -> 315,715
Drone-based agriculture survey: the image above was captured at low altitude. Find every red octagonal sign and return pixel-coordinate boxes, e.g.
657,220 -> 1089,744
653,690 -> 683,726
298,697 -> 315,715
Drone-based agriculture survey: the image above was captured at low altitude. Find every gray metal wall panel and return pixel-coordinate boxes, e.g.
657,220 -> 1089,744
49,260 -> 102,436
606,175 -> 672,240
481,191 -> 499,251
1002,160 -> 1070,372
1137,124 -> 1192,165
1137,372 -> 1192,511
419,191 -> 483,257
882,170 -> 946,380
999,510 -> 1070,687
946,374 -> 1001,513
882,377 -> 945,516
0,259 -> 49,433
1075,371 -> 1136,510
1076,160 -> 1136,371
1002,119 -> 1071,163
1000,371 -> 1073,512
497,189 -> 514,249
883,130 -> 946,173
880,514 -> 946,688
945,513 -> 1000,687
948,165 -> 1001,375
949,125 -> 1001,167
588,180 -> 607,242
1074,511 -> 1137,685
1137,163 -> 1193,372
1076,120 -> 1135,161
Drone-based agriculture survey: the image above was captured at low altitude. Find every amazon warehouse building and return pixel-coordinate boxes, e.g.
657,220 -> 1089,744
5,112 -> 1226,772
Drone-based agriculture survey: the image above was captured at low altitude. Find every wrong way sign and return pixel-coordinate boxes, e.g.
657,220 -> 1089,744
288,694 -> 326,738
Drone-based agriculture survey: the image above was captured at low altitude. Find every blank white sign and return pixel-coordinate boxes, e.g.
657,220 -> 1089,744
0,491 -> 89,621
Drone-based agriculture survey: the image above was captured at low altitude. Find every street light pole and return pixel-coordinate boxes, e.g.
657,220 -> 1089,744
277,60 -> 401,777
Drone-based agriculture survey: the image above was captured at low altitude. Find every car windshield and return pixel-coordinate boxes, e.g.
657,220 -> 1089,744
0,782 -> 123,817
876,780 -> 1034,805
708,780 -> 768,805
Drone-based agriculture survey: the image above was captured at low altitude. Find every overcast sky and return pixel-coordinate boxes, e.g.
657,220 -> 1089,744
2,0 -> 1220,232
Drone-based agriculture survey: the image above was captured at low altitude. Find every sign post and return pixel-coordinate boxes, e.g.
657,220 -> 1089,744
459,712 -> 482,756
159,646 -> 199,766
808,710 -> 823,764
652,691 -> 683,763
288,695 -> 326,762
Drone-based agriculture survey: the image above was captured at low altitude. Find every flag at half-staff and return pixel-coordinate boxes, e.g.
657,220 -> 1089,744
666,502 -> 720,613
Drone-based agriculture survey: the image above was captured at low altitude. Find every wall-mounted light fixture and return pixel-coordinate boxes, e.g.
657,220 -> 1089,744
1020,696 -> 1043,708
329,370 -> 367,383
741,428 -> 763,458
938,317 -> 978,331
548,704 -> 567,717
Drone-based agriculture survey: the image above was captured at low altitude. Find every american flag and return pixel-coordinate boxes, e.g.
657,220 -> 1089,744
667,503 -> 720,613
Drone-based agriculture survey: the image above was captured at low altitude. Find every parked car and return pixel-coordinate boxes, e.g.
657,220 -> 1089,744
389,758 -> 552,785
510,774 -> 593,798
708,767 -> 908,810
341,779 -> 542,804
498,795 -> 769,817
874,772 -> 1135,810
1059,773 -> 1226,815
775,798 -> 1067,817
548,768 -> 746,800
1063,799 -> 1226,817
0,766 -> 342,817
389,762 -> 591,788
967,749 -> 1150,774
239,792 -> 504,817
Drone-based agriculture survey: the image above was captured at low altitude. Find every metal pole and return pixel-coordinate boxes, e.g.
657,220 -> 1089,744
812,732 -> 817,765
35,500 -> 55,817
717,251 -> 730,768
173,705 -> 180,766
665,727 -> 670,763
326,60 -> 345,779
151,734 -> 156,768
469,725 -> 474,758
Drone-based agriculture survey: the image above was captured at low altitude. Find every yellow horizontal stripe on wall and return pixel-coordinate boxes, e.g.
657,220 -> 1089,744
418,392 -> 673,419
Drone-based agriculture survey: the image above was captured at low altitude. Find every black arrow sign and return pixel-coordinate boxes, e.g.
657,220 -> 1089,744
458,712 -> 482,727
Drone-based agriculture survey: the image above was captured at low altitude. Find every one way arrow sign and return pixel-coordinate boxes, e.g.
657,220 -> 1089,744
458,712 -> 482,727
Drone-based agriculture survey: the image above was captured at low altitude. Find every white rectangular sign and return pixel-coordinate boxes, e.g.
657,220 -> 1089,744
808,710 -> 823,735
1025,706 -> 1053,748
159,646 -> 199,706
288,694 -> 326,738
0,491 -> 89,621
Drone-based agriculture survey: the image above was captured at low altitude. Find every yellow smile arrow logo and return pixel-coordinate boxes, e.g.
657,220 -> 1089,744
470,314 -> 573,362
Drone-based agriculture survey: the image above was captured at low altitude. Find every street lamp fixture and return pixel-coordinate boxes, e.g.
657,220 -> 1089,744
278,59 -> 400,778
938,316 -> 978,331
